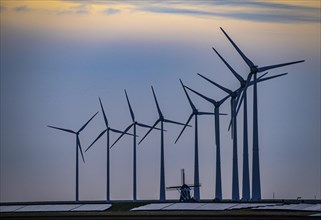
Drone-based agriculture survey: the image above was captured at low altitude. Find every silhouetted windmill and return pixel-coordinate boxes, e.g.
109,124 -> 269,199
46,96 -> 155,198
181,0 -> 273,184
48,111 -> 98,202
111,90 -> 160,202
220,27 -> 304,201
197,72 -> 288,201
85,97 -> 133,202
184,85 -> 229,201
175,79 -> 215,201
138,86 -> 187,201
166,169 -> 200,202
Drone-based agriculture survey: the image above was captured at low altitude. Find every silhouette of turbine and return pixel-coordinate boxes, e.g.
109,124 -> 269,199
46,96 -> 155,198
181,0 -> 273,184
211,47 -> 251,200
196,73 -> 241,201
197,72 -> 288,201
220,27 -> 304,201
48,111 -> 98,202
85,97 -> 133,202
211,48 -> 272,200
111,89 -> 161,202
184,85 -> 229,201
175,79 -> 215,201
138,86 -> 188,201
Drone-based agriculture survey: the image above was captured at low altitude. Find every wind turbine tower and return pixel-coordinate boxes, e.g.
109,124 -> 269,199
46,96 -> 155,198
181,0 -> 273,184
196,73 -> 241,201
175,79 -> 214,201
184,85 -> 228,201
139,86 -> 187,201
48,111 -> 98,202
111,90 -> 159,202
85,98 -> 133,202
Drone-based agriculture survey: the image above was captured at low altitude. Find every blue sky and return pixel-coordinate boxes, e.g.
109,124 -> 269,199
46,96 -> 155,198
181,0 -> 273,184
0,0 -> 320,202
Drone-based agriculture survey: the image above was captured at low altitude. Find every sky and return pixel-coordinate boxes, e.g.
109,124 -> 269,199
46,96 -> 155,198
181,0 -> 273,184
0,0 -> 320,202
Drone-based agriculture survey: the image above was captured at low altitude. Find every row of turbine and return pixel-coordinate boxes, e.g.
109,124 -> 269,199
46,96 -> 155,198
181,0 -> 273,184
48,27 -> 304,202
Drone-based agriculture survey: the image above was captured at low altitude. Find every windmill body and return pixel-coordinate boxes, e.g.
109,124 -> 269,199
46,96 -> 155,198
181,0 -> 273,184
166,169 -> 200,202
220,27 -> 304,201
139,86 -> 187,201
48,111 -> 98,202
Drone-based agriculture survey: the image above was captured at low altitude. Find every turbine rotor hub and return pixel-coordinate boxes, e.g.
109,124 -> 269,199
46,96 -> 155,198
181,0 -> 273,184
251,65 -> 258,73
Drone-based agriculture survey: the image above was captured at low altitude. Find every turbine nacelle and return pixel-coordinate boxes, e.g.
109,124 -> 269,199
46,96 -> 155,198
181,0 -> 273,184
193,109 -> 199,114
250,65 -> 259,73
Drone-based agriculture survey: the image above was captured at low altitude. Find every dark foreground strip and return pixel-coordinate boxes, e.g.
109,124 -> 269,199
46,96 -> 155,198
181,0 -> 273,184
0,210 -> 318,220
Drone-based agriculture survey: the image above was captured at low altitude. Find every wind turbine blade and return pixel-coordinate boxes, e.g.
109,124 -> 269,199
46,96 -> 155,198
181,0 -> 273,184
163,118 -> 190,127
151,86 -> 162,117
110,123 -> 134,149
212,47 -> 245,83
166,186 -> 181,190
99,97 -> 108,127
253,73 -> 288,86
229,90 -> 242,131
187,184 -> 202,188
110,128 -> 134,135
138,119 -> 160,145
233,88 -> 243,110
179,79 -> 196,111
258,72 -> 269,80
227,119 -> 232,131
47,125 -> 76,134
236,73 -> 252,115
219,94 -> 231,105
85,129 -> 107,152
197,112 -> 215,115
78,112 -> 99,133
77,136 -> 85,163
220,27 -> 255,68
175,113 -> 194,144
136,122 -> 162,131
235,90 -> 245,117
197,73 -> 232,94
124,90 -> 135,122
184,85 -> 216,105
257,60 -> 304,72
230,98 -> 234,139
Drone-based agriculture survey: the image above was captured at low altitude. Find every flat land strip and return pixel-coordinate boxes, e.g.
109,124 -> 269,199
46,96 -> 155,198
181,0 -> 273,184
1,202 -> 320,220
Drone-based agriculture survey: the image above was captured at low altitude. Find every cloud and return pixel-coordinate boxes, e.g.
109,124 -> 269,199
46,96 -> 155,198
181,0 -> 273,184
5,0 -> 321,23
103,8 -> 120,15
140,6 -> 212,16
136,3 -> 320,23
73,4 -> 91,15
14,6 -> 29,12
56,3 -> 91,15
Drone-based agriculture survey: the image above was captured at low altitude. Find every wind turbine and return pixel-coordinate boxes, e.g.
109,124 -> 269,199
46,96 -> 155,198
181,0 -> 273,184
197,72 -> 288,201
175,79 -> 215,201
197,73 -> 241,201
211,47 -> 251,200
138,86 -> 188,201
220,27 -> 304,201
85,97 -> 133,202
184,85 -> 229,201
110,89 -> 161,202
48,111 -> 98,202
